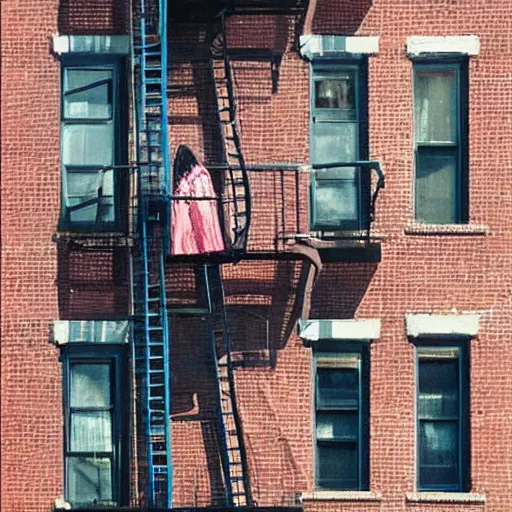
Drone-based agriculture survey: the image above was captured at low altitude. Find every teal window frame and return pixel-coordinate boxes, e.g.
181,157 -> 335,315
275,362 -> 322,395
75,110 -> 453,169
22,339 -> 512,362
415,340 -> 470,492
59,56 -> 127,232
313,342 -> 370,490
310,60 -> 369,231
413,59 -> 469,224
61,343 -> 129,507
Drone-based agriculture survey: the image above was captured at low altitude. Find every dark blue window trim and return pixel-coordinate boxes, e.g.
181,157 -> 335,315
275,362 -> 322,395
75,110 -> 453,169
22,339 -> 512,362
413,58 -> 469,224
309,59 -> 369,231
58,56 -> 128,233
61,343 -> 129,507
313,342 -> 370,490
414,338 -> 470,492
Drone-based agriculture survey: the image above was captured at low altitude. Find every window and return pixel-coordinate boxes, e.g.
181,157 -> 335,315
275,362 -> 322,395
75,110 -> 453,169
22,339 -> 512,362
314,345 -> 369,490
310,61 -> 369,230
60,59 -> 127,231
413,60 -> 468,224
416,344 -> 469,491
62,344 -> 128,506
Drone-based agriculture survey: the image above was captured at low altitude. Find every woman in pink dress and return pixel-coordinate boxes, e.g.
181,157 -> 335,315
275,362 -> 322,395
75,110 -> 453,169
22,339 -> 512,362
171,145 -> 226,256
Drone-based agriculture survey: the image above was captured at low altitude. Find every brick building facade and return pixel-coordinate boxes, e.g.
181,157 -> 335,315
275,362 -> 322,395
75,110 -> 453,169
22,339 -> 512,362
2,1 -> 512,512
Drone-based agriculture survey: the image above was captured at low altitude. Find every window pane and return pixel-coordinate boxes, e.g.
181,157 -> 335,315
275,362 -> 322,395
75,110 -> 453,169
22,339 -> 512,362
317,411 -> 358,441
67,201 -> 97,223
312,122 -> 357,170
419,421 -> 459,488
419,359 -> 459,418
317,443 -> 358,489
65,69 -> 112,119
62,124 -> 113,166
71,411 -> 112,452
69,321 -> 129,343
64,169 -> 115,223
67,456 -> 113,505
66,69 -> 112,92
415,150 -> 458,224
67,197 -> 114,223
317,367 -> 359,407
70,364 -> 110,407
315,75 -> 356,117
314,179 -> 359,226
66,170 -> 100,198
415,70 -> 457,143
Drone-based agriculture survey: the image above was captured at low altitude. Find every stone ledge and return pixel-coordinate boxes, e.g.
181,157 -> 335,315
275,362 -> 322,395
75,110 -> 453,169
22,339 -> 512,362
299,318 -> 381,342
301,491 -> 382,502
406,492 -> 486,504
407,35 -> 480,57
405,313 -> 481,338
404,223 -> 488,236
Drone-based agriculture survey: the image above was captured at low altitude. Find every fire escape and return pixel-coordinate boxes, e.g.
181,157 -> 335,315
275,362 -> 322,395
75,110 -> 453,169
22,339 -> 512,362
131,0 -> 384,509
132,0 -> 172,506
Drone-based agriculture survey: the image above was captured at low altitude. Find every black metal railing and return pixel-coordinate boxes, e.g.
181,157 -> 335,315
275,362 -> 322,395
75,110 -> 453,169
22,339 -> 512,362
311,160 -> 385,239
208,161 -> 384,251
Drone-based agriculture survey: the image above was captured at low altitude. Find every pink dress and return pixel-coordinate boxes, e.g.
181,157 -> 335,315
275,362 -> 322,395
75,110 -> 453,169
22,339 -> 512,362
171,163 -> 226,255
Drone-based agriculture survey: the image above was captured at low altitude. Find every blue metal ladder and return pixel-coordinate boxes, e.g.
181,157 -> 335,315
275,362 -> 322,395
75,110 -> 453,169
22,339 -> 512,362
132,0 -> 172,507
204,264 -> 252,507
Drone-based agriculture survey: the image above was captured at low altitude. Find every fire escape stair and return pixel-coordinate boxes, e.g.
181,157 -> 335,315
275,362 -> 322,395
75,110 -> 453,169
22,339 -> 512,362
204,264 -> 252,507
210,14 -> 251,255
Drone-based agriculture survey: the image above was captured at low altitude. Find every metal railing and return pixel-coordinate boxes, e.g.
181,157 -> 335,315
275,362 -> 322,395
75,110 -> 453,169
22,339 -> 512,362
208,160 -> 384,251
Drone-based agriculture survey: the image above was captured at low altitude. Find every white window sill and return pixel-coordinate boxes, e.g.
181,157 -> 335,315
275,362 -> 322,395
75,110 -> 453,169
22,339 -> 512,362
404,223 -> 488,236
300,491 -> 382,502
406,492 -> 486,504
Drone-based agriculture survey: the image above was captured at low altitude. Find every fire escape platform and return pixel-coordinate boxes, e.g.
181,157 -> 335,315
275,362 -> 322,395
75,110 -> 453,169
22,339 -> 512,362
170,0 -> 308,20
285,235 -> 384,263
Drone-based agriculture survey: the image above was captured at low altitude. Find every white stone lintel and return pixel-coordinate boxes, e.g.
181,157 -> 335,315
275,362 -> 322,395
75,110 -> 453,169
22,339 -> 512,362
299,318 -> 381,342
52,34 -> 130,55
407,35 -> 480,57
405,313 -> 481,338
300,35 -> 379,60
301,490 -> 382,502
52,320 -> 70,345
406,492 -> 486,504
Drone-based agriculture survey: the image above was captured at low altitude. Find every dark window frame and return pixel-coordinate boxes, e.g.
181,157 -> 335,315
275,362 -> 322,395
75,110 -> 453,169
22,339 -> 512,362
61,343 -> 129,507
413,57 -> 469,224
414,338 -> 470,492
310,59 -> 369,231
313,341 -> 370,490
58,56 -> 128,232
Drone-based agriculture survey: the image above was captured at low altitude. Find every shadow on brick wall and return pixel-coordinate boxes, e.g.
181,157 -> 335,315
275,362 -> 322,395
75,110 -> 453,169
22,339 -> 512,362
58,0 -> 129,35
56,242 -> 130,319
311,0 -> 374,35
309,262 -> 378,319
170,315 -> 229,504
223,259 -> 312,367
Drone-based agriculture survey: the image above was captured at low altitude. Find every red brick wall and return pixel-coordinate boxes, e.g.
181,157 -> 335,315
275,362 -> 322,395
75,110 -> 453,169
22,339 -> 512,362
1,0 -> 130,510
169,1 -> 512,510
2,0 -> 512,511
2,0 -> 62,509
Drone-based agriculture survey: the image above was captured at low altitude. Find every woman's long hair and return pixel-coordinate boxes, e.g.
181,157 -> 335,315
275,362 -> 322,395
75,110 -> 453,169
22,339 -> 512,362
173,144 -> 199,187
